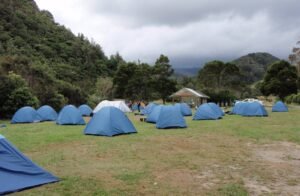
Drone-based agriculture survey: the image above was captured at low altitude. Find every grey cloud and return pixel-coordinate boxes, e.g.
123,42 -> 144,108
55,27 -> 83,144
35,0 -> 300,67
89,0 -> 300,28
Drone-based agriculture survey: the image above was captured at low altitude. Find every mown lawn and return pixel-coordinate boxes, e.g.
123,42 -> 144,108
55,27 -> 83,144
1,106 -> 300,195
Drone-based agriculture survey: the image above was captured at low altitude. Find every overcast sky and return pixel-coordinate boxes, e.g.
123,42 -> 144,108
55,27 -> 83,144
35,0 -> 300,67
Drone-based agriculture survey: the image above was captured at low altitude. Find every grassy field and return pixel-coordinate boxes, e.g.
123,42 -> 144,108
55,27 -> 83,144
1,106 -> 300,195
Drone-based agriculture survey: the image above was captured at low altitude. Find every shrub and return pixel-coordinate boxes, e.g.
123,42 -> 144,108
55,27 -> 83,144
0,72 -> 39,118
284,93 -> 300,104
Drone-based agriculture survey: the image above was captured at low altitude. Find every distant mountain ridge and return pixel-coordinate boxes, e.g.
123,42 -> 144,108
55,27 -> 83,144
232,52 -> 280,84
174,67 -> 200,77
174,53 -> 280,85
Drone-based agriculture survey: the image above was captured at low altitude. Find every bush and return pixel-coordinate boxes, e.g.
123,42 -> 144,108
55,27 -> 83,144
0,72 -> 39,118
285,93 -> 300,104
57,81 -> 86,105
87,94 -> 102,109
40,89 -> 67,111
204,90 -> 236,105
3,87 -> 39,116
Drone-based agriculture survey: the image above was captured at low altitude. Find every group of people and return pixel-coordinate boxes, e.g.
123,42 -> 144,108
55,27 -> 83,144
127,101 -> 146,112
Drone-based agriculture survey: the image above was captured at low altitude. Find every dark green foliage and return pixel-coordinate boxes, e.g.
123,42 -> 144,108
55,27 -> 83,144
197,60 -> 242,93
124,63 -> 154,101
260,60 -> 298,99
113,62 -> 138,99
0,0 -> 179,109
232,52 -> 280,84
113,62 -> 159,101
176,76 -> 197,89
87,77 -> 114,107
0,0 -> 111,111
40,90 -> 66,111
204,90 -> 236,105
285,93 -> 300,104
152,55 -> 177,103
106,53 -> 125,75
0,72 -> 39,118
112,55 -> 177,102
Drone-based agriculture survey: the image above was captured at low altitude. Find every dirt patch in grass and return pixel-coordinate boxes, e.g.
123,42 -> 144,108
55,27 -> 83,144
243,141 -> 300,195
153,168 -> 220,192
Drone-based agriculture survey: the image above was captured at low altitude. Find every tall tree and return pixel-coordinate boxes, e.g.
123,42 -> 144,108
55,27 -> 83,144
260,60 -> 298,99
289,40 -> 300,75
152,55 -> 177,103
112,62 -> 154,101
113,62 -> 138,99
88,77 -> 113,107
177,76 -> 197,89
125,63 -> 153,101
107,52 -> 125,75
197,60 -> 242,92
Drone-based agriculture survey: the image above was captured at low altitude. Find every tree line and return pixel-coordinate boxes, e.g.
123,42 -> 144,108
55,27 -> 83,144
89,55 -> 177,106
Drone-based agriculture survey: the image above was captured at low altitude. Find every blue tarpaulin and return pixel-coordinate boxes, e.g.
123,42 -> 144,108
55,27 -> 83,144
0,134 -> 59,195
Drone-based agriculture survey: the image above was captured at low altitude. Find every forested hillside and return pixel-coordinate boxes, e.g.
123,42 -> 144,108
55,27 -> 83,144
0,0 -> 120,115
0,0 -> 179,117
232,52 -> 280,84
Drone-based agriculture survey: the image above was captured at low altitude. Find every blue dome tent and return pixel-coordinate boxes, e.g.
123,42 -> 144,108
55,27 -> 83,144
156,105 -> 187,129
132,104 -> 145,112
132,104 -> 138,111
146,105 -> 162,123
56,105 -> 85,125
139,106 -> 145,111
272,101 -> 288,112
11,106 -> 42,124
84,107 -> 137,137
37,105 -> 58,121
240,102 -> 268,117
193,103 -> 222,120
236,102 -> 250,115
78,104 -> 93,116
208,102 -> 224,116
231,102 -> 251,115
231,102 -> 243,114
0,134 -> 59,195
141,103 -> 157,115
175,103 -> 192,116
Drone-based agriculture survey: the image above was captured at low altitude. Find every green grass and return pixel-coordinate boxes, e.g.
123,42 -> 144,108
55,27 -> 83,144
1,106 -> 300,195
217,183 -> 248,196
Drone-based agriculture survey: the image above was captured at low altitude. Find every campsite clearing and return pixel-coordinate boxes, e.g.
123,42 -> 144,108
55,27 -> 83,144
1,106 -> 300,195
